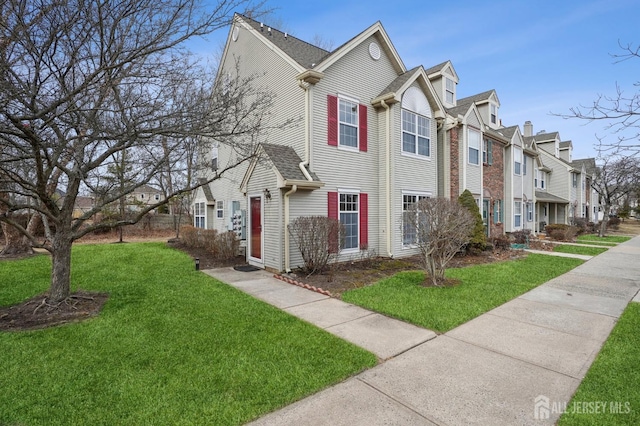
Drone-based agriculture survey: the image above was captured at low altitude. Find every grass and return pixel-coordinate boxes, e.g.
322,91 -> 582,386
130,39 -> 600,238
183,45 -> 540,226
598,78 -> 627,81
553,245 -> 608,256
342,254 -> 583,333
558,303 -> 640,425
0,243 -> 376,425
577,234 -> 632,243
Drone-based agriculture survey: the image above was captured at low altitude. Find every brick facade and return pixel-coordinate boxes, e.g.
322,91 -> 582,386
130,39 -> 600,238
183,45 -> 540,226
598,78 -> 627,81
483,135 -> 505,237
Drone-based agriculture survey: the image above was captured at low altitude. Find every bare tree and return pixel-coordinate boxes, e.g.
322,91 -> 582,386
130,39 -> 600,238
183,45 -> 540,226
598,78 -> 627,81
0,0 -> 283,303
288,216 -> 343,276
404,198 -> 474,286
591,153 -> 640,236
563,42 -> 640,155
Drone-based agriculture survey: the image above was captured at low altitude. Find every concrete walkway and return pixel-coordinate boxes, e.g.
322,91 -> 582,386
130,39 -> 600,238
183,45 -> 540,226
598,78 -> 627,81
206,236 -> 640,425
524,248 -> 593,260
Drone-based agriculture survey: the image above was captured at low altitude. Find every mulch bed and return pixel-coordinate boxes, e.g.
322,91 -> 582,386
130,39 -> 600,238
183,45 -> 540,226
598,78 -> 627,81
0,291 -> 109,332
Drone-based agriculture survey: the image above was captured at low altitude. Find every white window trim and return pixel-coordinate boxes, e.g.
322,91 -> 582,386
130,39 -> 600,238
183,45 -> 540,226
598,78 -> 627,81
514,201 -> 522,228
401,109 -> 431,160
216,200 -> 224,219
194,201 -> 206,229
514,147 -> 522,176
338,190 -> 360,254
468,127 -> 481,166
402,191 -> 432,249
490,103 -> 497,124
526,202 -> 534,222
337,94 -> 360,152
445,78 -> 455,104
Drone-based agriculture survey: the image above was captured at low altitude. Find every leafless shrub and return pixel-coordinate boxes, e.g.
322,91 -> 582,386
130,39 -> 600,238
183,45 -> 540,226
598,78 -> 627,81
405,197 -> 474,286
288,216 -> 343,276
212,231 -> 239,260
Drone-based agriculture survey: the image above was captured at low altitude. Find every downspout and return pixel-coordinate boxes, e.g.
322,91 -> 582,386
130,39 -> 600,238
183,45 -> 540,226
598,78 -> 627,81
284,184 -> 298,273
297,80 -> 314,182
380,99 -> 392,257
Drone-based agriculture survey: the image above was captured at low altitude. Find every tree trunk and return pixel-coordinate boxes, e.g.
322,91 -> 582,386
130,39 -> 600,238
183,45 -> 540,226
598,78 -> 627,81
49,232 -> 73,303
0,221 -> 33,256
599,205 -> 610,237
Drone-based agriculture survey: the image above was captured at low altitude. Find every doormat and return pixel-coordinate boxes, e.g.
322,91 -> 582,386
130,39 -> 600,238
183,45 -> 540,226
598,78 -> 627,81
233,265 -> 261,272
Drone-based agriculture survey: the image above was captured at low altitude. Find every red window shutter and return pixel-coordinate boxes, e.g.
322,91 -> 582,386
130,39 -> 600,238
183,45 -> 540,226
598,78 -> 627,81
328,192 -> 339,253
359,193 -> 368,248
359,104 -> 367,152
327,95 -> 338,146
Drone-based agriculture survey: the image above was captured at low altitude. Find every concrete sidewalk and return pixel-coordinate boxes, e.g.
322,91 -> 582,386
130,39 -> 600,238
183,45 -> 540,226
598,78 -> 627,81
201,268 -> 436,360
208,236 -> 640,425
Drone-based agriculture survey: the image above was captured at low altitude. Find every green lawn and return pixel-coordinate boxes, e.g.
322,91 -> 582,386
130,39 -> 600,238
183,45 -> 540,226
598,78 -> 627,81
553,245 -> 608,256
559,303 -> 640,425
0,243 -> 376,425
577,234 -> 631,244
342,254 -> 583,333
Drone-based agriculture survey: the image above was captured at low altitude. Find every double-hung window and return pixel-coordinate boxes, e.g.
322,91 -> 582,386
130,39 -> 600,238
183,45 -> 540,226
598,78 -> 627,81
194,202 -> 205,228
514,147 -> 522,175
514,201 -> 522,227
527,202 -> 533,222
402,110 -> 430,157
572,173 -> 578,188
490,104 -> 497,124
216,200 -> 224,219
339,193 -> 359,250
339,98 -> 358,148
482,139 -> 493,165
402,193 -> 430,246
445,78 -> 455,104
468,128 -> 480,165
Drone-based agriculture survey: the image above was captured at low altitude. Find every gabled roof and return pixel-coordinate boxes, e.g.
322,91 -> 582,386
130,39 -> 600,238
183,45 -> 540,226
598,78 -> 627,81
425,60 -> 459,83
559,141 -> 573,149
457,89 -> 500,107
372,66 -> 445,119
197,178 -> 216,203
240,144 -> 323,193
238,14 -> 329,69
378,66 -> 421,96
446,97 -> 474,118
314,21 -> 405,74
532,131 -> 560,143
261,144 -> 320,182
571,158 -> 597,175
485,125 -> 519,144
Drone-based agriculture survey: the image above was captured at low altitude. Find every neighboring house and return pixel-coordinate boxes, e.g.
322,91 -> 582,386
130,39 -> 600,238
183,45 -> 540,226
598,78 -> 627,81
194,14 -> 446,271
571,157 -> 599,222
72,196 -> 95,219
126,185 -> 163,212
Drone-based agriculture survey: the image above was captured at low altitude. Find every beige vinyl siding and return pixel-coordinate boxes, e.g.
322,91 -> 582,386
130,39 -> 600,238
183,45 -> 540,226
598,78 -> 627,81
465,111 -> 482,198
391,82 -> 437,257
222,24 -> 306,154
504,145 -> 514,231
288,190 -> 325,268
246,161 -> 282,271
310,34 -> 399,259
523,155 -> 534,200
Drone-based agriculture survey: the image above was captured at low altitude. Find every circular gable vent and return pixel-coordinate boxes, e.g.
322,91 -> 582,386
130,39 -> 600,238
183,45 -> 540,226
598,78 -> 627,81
369,42 -> 381,60
232,26 -> 239,42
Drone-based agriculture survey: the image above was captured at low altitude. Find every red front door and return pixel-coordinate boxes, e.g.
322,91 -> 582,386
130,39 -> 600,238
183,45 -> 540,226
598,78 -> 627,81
250,196 -> 261,260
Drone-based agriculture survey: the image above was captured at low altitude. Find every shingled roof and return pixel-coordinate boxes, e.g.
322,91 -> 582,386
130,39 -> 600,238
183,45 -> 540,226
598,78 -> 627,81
456,90 -> 496,106
377,66 -> 421,98
571,158 -> 597,174
261,144 -> 320,182
239,14 -> 330,69
197,178 -> 215,203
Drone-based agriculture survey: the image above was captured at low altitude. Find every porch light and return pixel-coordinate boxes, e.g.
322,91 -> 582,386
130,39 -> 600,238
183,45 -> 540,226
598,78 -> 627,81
195,258 -> 200,271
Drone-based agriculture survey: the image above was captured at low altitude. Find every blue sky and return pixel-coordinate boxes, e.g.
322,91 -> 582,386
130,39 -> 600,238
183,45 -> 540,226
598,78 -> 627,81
201,0 -> 639,160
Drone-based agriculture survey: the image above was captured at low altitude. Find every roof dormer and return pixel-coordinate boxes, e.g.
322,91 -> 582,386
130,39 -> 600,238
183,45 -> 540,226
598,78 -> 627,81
425,60 -> 459,108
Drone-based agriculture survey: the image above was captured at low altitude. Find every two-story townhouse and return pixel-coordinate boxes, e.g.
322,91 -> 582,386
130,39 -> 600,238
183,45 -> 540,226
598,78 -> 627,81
481,127 -> 508,237
194,15 -> 447,271
571,157 -> 599,222
524,124 -> 572,229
